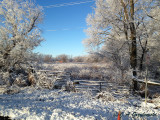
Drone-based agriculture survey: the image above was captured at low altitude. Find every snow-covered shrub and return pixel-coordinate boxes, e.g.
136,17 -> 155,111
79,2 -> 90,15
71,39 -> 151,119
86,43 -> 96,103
65,81 -> 76,92
13,73 -> 28,87
96,91 -> 115,102
147,95 -> 160,109
36,72 -> 55,89
82,88 -> 93,98
0,66 -> 36,87
60,63 -> 110,80
0,0 -> 43,86
4,85 -> 20,94
0,75 -> 3,85
152,96 -> 160,103
73,56 -> 85,62
55,54 -> 70,63
79,69 -> 91,79
1,72 -> 11,85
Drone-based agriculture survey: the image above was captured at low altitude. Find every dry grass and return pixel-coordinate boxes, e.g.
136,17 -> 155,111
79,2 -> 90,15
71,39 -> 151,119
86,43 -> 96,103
40,62 -> 132,84
52,63 -> 112,81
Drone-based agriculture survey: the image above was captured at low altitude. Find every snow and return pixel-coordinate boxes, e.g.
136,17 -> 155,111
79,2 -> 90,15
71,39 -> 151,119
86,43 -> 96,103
0,87 -> 160,120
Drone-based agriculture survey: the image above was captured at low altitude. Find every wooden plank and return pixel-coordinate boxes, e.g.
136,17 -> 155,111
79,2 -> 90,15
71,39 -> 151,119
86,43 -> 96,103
73,80 -> 107,83
38,70 -> 52,72
79,83 -> 107,86
38,70 -> 63,73
59,75 -> 70,77
74,80 -> 107,83
75,87 -> 106,90
75,85 -> 98,88
56,82 -> 67,84
76,83 -> 106,86
75,88 -> 99,91
77,85 -> 107,89
55,78 -> 63,80
47,74 -> 56,77
49,72 -> 58,75
135,79 -> 160,86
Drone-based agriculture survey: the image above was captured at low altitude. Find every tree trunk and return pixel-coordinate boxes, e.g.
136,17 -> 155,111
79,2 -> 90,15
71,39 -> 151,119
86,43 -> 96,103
130,0 -> 138,90
139,49 -> 145,71
139,34 -> 148,71
130,22 -> 137,76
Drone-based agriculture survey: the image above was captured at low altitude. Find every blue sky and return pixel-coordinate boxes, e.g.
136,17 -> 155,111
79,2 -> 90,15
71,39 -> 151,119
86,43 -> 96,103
34,0 -> 95,57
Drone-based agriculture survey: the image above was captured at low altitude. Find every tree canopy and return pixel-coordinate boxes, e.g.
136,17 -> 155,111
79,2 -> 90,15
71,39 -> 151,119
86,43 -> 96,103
0,0 -> 44,72
83,0 -> 160,89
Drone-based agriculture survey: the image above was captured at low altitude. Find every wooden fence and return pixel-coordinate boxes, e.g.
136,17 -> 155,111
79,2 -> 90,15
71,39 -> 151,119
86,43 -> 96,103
37,69 -> 160,93
134,79 -> 160,86
73,80 -> 108,92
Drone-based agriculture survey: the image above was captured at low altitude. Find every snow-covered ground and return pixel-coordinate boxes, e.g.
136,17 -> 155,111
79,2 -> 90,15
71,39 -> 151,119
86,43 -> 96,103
0,86 -> 160,120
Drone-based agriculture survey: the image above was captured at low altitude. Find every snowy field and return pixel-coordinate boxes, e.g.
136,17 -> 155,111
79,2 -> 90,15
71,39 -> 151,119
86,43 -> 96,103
0,86 -> 160,120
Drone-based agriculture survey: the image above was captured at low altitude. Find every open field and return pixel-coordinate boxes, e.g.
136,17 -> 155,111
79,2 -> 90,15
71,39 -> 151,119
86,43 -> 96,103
0,62 -> 160,119
40,62 -> 131,84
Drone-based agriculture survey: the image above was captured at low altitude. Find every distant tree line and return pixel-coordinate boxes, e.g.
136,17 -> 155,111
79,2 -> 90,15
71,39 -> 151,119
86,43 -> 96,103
32,53 -> 110,63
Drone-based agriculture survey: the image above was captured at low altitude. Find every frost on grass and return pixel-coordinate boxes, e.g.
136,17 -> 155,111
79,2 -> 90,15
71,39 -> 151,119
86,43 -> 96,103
0,88 -> 159,120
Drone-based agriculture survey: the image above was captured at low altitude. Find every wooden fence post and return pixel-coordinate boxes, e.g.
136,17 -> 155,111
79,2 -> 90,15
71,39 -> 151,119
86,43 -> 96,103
99,82 -> 102,92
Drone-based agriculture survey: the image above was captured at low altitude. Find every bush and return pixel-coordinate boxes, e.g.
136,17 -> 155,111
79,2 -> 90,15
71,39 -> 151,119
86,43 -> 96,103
96,91 -> 115,101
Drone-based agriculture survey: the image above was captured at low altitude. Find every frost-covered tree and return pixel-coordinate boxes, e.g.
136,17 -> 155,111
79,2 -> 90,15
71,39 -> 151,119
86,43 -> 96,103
0,0 -> 43,85
0,0 -> 43,71
83,0 -> 160,90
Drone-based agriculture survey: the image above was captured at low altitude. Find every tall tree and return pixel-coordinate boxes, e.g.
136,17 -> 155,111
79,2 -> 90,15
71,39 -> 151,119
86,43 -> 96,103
83,0 -> 160,90
0,0 -> 43,72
